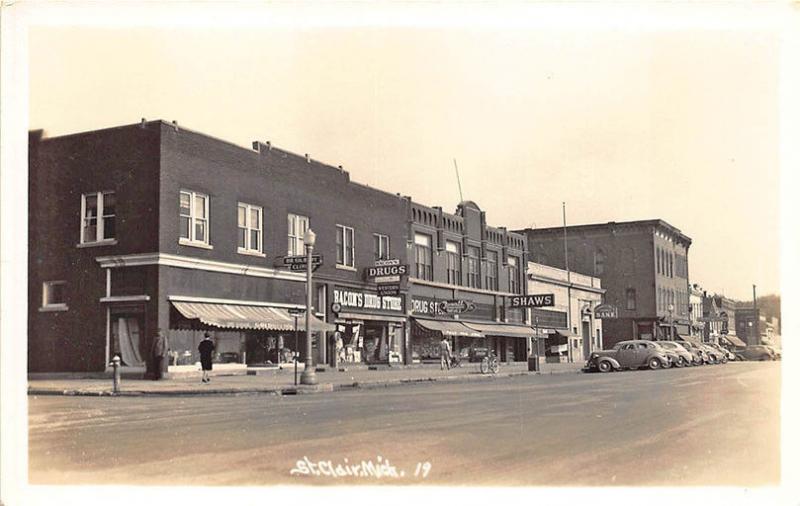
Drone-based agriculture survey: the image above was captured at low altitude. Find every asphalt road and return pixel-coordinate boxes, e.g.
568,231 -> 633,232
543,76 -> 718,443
28,361 -> 780,487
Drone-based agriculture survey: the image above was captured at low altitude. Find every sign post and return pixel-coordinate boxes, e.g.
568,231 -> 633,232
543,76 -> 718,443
287,307 -> 305,385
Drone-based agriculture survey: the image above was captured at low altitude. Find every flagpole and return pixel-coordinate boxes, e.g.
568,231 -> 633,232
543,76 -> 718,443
563,202 -> 573,360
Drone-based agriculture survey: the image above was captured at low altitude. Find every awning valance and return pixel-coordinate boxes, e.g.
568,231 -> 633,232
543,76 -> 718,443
413,318 -> 484,338
720,334 -> 747,347
462,321 -> 534,338
554,330 -> 582,339
677,334 -> 701,344
171,301 -> 335,332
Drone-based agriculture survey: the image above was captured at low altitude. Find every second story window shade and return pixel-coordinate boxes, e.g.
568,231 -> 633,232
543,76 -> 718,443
179,190 -> 210,246
237,203 -> 263,254
81,191 -> 115,244
287,214 -> 309,256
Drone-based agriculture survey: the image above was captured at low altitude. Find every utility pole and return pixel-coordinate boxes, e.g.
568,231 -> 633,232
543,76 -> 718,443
752,284 -> 758,345
563,202 -> 572,337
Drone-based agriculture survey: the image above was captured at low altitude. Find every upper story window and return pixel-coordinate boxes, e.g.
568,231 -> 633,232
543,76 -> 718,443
656,248 -> 662,275
594,249 -> 605,276
336,224 -> 355,268
508,255 -> 520,294
445,240 -> 461,285
414,233 -> 433,281
466,246 -> 481,289
287,213 -> 309,256
237,203 -> 263,255
179,190 -> 209,246
626,288 -> 637,310
41,280 -> 67,310
373,233 -> 390,261
81,191 -> 116,244
669,253 -> 674,278
485,250 -> 498,291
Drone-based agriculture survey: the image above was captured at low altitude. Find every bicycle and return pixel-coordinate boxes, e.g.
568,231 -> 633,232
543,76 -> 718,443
479,351 -> 500,374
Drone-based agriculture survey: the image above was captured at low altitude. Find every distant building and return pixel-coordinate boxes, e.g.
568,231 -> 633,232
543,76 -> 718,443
735,306 -> 775,346
526,262 -> 604,362
516,219 -> 691,348
689,284 -> 705,338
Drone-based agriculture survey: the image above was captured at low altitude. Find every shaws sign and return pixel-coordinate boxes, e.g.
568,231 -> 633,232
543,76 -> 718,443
509,294 -> 555,308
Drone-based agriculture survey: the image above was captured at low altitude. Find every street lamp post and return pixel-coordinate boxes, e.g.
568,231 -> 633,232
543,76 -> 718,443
668,304 -> 674,341
300,228 -> 318,385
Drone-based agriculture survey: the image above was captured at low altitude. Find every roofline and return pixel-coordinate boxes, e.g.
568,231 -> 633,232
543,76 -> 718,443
409,199 -> 526,240
514,219 -> 692,246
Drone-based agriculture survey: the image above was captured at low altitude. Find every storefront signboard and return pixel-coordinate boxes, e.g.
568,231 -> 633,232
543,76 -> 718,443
332,288 -> 404,313
594,304 -> 619,319
377,284 -> 401,296
411,297 -> 477,316
364,261 -> 409,279
509,294 -> 555,308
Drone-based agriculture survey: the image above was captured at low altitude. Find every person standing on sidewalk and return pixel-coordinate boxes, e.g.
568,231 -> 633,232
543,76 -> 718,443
151,329 -> 168,380
198,332 -> 215,384
439,336 -> 452,370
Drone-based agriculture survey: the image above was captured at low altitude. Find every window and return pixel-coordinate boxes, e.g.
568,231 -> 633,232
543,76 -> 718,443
485,250 -> 498,291
287,214 -> 309,256
81,191 -> 116,243
669,254 -> 674,278
508,256 -> 520,294
179,190 -> 209,245
336,225 -> 355,268
414,233 -> 433,280
657,248 -> 662,275
237,203 -> 263,254
626,288 -> 637,310
466,246 -> 481,288
42,280 -> 67,310
445,240 -> 461,285
594,249 -> 605,276
373,234 -> 390,261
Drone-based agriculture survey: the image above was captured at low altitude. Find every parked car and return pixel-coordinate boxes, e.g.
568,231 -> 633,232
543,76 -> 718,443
705,342 -> 735,362
764,345 -> 781,360
698,344 -> 725,364
584,340 -> 670,373
654,341 -> 693,367
676,340 -> 708,365
736,345 -> 776,361
651,342 -> 682,368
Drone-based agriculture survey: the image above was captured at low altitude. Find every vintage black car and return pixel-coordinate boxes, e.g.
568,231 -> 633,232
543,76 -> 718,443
584,340 -> 670,372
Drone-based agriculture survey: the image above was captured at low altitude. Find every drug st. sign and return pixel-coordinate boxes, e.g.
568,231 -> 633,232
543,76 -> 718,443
509,294 -> 555,308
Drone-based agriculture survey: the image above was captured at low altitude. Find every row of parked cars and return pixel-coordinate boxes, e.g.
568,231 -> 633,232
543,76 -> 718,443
584,339 -> 780,373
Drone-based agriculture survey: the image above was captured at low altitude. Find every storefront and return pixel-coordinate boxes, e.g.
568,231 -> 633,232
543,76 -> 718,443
168,296 -> 335,368
409,292 -> 532,363
330,286 -> 407,365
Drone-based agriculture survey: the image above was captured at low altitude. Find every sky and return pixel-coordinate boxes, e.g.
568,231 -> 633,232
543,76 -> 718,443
27,7 -> 783,301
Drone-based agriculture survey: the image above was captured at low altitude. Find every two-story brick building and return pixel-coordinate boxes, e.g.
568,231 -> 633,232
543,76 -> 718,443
28,120 -> 411,376
516,220 -> 692,349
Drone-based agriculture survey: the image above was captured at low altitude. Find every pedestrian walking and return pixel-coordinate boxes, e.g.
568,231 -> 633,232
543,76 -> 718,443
198,332 -> 215,384
440,337 -> 452,370
151,329 -> 168,380
334,331 -> 344,367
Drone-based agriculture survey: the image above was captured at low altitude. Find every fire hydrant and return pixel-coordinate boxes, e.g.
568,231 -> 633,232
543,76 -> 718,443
110,354 -> 121,394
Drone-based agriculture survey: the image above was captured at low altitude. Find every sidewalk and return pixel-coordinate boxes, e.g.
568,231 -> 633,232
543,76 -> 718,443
27,361 -> 584,397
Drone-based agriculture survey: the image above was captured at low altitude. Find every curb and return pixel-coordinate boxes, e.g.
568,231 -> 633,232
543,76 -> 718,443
27,367 -> 582,397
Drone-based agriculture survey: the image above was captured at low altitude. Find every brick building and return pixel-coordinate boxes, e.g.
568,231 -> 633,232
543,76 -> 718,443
516,220 -> 692,348
407,201 -> 531,363
28,120 -> 411,375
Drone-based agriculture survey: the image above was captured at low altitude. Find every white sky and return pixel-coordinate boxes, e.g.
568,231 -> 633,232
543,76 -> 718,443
27,6 -> 784,301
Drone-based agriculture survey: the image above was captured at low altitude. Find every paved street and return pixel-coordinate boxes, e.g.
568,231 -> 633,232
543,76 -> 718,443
28,361 -> 780,487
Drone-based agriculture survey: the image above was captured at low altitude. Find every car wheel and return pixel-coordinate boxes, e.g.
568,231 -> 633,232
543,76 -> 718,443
675,357 -> 684,368
648,357 -> 661,370
721,356 -> 728,364
598,360 -> 612,373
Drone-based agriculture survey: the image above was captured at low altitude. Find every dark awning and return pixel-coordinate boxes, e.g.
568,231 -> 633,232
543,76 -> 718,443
554,329 -> 582,339
462,321 -> 534,338
720,334 -> 747,347
677,334 -> 702,344
172,301 -> 335,332
413,318 -> 484,338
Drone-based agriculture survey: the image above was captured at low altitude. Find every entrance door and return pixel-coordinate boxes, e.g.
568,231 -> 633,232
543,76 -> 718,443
582,320 -> 591,359
111,311 -> 145,367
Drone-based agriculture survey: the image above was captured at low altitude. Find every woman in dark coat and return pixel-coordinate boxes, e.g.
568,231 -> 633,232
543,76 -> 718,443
198,332 -> 216,383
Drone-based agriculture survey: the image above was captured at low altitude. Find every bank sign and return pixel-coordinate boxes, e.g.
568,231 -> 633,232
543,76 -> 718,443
332,288 -> 404,313
509,294 -> 555,308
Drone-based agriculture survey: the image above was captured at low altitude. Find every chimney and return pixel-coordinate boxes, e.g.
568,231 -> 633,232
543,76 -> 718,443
305,153 -> 310,163
140,118 -> 147,128
171,120 -> 179,131
252,141 -> 272,154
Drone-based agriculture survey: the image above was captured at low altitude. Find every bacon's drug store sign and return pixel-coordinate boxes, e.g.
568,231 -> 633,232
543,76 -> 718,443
333,288 -> 404,313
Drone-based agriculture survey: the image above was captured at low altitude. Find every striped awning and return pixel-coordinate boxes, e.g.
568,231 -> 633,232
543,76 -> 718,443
462,321 -> 534,338
172,301 -> 335,332
720,334 -> 747,347
412,318 -> 484,338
